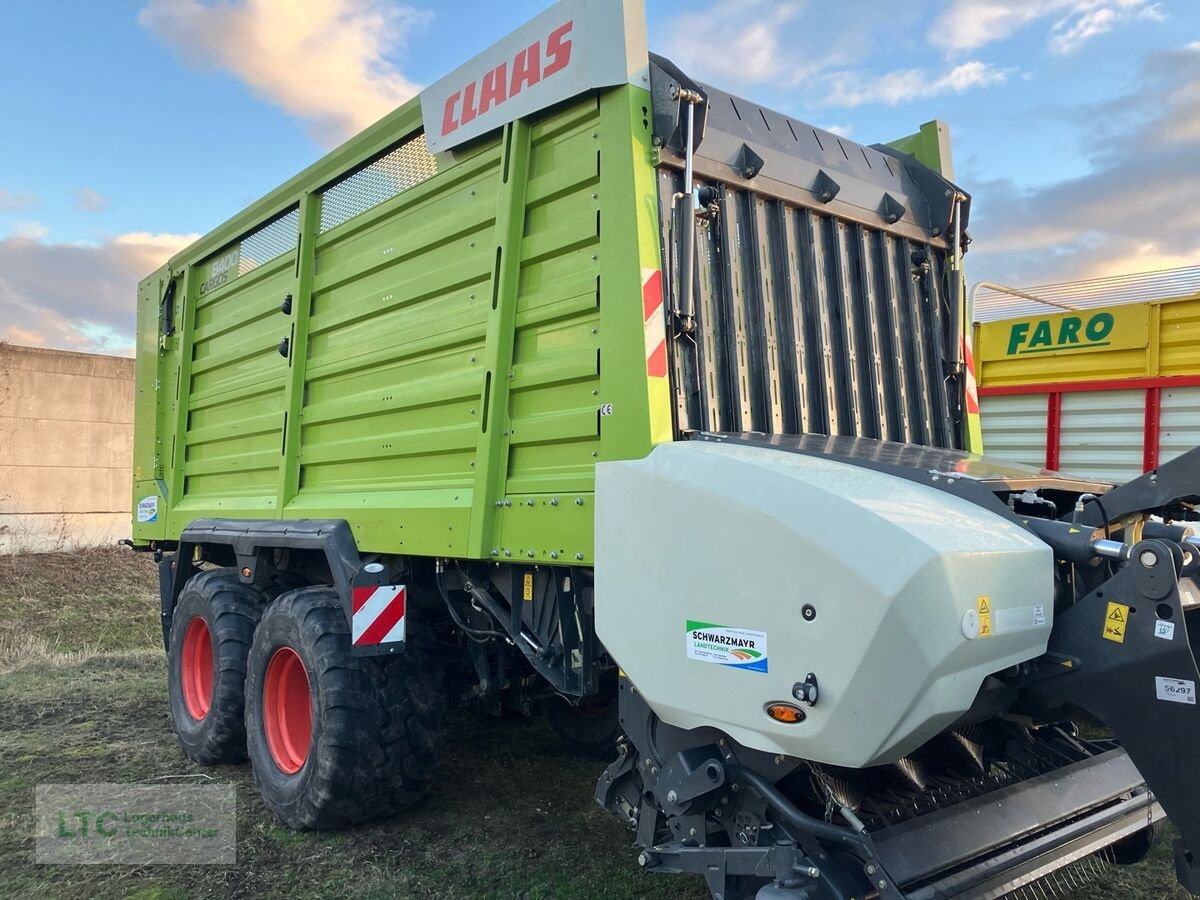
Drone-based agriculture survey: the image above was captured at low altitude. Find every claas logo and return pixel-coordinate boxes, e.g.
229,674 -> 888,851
440,20 -> 574,138
1006,312 -> 1115,355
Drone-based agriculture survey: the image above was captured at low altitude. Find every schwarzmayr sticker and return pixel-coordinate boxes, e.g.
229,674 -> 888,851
136,496 -> 158,523
686,620 -> 768,674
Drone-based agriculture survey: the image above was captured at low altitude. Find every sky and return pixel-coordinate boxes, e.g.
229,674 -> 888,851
0,0 -> 1197,356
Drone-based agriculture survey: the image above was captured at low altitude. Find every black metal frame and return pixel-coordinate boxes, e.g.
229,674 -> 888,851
596,681 -> 1170,899
450,563 -> 603,699
1030,539 -> 1200,889
1077,444 -> 1200,527
162,518 -> 364,650
873,749 -> 1160,892
649,55 -> 970,450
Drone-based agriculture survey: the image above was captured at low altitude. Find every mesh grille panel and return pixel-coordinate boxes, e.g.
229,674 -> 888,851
238,208 -> 300,275
319,133 -> 438,234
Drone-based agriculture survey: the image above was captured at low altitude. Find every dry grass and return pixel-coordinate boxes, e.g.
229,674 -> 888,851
0,544 -> 159,602
0,548 -> 1189,899
0,547 -> 160,668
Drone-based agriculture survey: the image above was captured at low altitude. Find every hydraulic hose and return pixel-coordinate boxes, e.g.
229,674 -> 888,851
434,571 -> 506,643
725,764 -> 878,856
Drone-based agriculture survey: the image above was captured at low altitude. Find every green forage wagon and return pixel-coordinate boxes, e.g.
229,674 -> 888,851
132,1 -> 1200,896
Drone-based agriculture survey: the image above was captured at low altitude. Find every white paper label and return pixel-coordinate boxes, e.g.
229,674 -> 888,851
1156,676 -> 1196,704
136,495 -> 158,523
1155,620 -> 1176,641
994,604 -> 1048,633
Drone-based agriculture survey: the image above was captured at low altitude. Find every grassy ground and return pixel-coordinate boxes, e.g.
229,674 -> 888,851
0,549 -> 1188,899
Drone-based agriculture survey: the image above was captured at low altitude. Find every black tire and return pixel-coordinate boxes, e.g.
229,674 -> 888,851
244,586 -> 447,830
167,568 -> 263,765
545,678 -> 620,758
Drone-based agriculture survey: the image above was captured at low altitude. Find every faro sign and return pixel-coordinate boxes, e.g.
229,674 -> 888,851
979,304 -> 1149,360
420,0 -> 648,154
1006,312 -> 1115,355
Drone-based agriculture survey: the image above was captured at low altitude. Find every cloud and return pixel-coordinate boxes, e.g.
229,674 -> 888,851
931,0 -> 1165,54
662,0 -> 1009,114
823,61 -> 1008,108
7,222 -> 49,241
74,187 -> 109,212
1048,7 -> 1116,54
139,0 -> 430,145
967,43 -> 1200,285
664,2 -> 811,87
0,231 -> 198,356
662,0 -> 1006,110
0,189 -> 37,212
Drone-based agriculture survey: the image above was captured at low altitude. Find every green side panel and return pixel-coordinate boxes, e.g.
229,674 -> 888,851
177,253 -> 292,518
131,268 -> 172,542
133,85 -> 662,564
283,125 -> 507,555
884,119 -> 955,180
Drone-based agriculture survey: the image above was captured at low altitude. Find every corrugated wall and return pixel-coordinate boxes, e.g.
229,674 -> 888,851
979,393 -> 1047,468
1058,390 -> 1145,484
1160,300 -> 1200,376
1161,386 -> 1200,466
976,293 -> 1200,483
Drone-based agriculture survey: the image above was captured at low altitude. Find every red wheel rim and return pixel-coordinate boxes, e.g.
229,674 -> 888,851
181,617 -> 214,720
263,647 -> 312,774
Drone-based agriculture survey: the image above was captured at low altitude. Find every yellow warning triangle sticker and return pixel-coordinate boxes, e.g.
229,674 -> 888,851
1108,607 -> 1125,622
977,597 -> 990,615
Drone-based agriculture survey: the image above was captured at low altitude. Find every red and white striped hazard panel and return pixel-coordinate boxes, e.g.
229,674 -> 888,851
962,335 -> 980,416
351,585 -> 407,646
642,269 -> 667,378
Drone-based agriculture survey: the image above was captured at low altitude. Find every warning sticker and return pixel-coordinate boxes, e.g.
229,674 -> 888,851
686,620 -> 768,673
522,573 -> 534,601
977,596 -> 992,638
1103,602 -> 1129,643
1155,620 -> 1176,641
1156,676 -> 1196,705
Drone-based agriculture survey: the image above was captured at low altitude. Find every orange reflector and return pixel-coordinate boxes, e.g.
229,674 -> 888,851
765,702 -> 806,724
